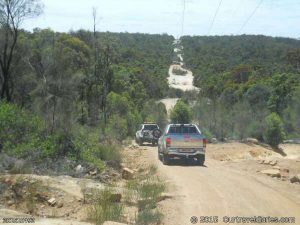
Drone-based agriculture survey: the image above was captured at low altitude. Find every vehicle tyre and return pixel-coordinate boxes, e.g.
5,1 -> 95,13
152,140 -> 157,146
152,129 -> 162,139
162,154 -> 170,165
158,152 -> 162,161
137,139 -> 143,146
197,155 -> 205,166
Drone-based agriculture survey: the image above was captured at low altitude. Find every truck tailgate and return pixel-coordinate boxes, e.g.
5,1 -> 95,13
169,134 -> 204,148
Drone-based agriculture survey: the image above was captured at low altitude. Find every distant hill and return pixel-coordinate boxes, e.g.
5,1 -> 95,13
181,35 -> 300,140
181,35 -> 300,86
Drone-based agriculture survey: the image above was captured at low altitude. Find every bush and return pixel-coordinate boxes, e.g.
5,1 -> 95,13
172,68 -> 187,76
202,129 -> 213,143
74,127 -> 121,171
170,100 -> 192,124
263,113 -> 286,147
0,102 -> 42,151
87,188 -> 124,225
106,115 -> 128,141
247,121 -> 264,142
0,101 -> 59,159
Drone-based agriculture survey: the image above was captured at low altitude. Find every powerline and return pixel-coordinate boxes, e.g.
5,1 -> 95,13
207,0 -> 223,35
238,0 -> 264,33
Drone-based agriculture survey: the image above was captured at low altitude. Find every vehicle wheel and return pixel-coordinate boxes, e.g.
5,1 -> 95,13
197,155 -> 205,166
162,154 -> 170,165
152,129 -> 162,139
158,152 -> 162,161
137,139 -> 143,146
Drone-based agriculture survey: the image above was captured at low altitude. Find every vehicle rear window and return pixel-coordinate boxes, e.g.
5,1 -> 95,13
168,126 -> 199,134
144,125 -> 158,130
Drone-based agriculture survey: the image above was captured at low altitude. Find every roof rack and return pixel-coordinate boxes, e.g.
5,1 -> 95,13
143,122 -> 157,124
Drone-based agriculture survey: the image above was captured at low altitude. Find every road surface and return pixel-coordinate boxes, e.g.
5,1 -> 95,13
140,144 -> 300,225
167,64 -> 199,92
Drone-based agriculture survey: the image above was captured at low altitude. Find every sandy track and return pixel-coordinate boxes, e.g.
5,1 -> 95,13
159,98 -> 179,116
141,144 -> 300,225
167,65 -> 199,92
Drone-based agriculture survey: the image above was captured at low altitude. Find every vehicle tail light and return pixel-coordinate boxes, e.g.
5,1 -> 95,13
166,137 -> 171,147
203,138 -> 208,147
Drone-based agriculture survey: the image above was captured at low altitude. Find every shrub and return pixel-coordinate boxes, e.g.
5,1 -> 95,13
202,129 -> 213,143
247,122 -> 264,141
87,188 -> 124,225
172,68 -> 187,76
170,100 -> 192,124
106,115 -> 128,141
74,127 -> 121,171
0,102 -> 43,153
136,209 -> 163,225
0,102 -> 59,159
263,113 -> 286,147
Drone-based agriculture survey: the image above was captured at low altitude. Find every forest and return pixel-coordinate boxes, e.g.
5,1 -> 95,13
0,28 -> 173,172
181,35 -> 300,145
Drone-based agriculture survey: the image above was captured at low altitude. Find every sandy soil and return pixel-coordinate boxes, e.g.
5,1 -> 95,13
167,65 -> 199,92
129,143 -> 300,225
159,98 -> 179,116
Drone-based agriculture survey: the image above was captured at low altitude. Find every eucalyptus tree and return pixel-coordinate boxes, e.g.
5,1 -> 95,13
0,0 -> 43,101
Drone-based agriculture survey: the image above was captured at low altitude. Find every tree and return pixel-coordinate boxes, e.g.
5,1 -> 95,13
170,100 -> 192,124
0,0 -> 43,101
263,113 -> 285,147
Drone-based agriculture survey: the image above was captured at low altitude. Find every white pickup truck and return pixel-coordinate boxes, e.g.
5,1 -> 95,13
158,124 -> 207,166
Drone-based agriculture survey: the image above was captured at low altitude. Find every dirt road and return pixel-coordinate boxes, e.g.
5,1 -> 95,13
138,144 -> 300,225
167,65 -> 199,92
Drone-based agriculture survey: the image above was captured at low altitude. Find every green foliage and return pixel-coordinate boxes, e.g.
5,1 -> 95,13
125,165 -> 165,225
283,87 -> 300,136
106,115 -> 129,142
142,100 -> 168,129
0,101 -> 43,147
245,84 -> 271,108
87,188 -> 124,225
136,210 -> 163,225
183,35 -> 300,141
172,68 -> 187,76
0,101 -> 59,159
268,73 -> 299,114
74,127 -> 121,171
202,129 -> 214,142
106,92 -> 142,138
263,113 -> 286,147
170,100 -> 192,124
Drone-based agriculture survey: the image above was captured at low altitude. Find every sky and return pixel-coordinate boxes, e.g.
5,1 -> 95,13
23,0 -> 300,39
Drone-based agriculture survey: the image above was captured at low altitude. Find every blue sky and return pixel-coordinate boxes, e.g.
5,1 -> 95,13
23,0 -> 300,38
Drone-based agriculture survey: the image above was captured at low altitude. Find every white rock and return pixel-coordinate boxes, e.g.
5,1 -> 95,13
122,168 -> 134,180
75,165 -> 84,173
270,160 -> 278,166
246,138 -> 259,145
47,198 -> 57,206
261,169 -> 281,178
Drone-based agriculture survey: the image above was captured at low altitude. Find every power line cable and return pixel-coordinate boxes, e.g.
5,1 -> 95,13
207,0 -> 223,35
238,0 -> 264,33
